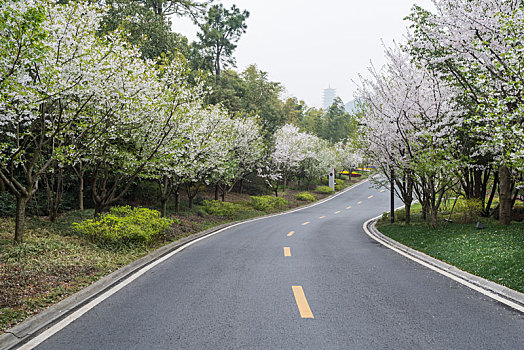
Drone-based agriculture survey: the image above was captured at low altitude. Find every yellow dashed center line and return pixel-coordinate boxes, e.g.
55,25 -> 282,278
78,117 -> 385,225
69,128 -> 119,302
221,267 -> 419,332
284,247 -> 291,257
292,286 -> 314,319
346,206 -> 352,210
334,211 -> 341,214
357,201 -> 363,205
287,231 -> 295,237
368,195 -> 374,199
302,222 -> 310,226
319,216 -> 326,219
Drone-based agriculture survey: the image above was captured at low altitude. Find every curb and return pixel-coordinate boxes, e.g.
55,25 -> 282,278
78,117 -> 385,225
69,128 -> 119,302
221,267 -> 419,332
0,222 -> 232,350
0,179 -> 369,350
363,217 -> 524,314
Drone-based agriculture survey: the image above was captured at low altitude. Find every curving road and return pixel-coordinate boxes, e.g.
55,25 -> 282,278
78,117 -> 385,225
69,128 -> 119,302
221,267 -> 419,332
31,181 -> 524,349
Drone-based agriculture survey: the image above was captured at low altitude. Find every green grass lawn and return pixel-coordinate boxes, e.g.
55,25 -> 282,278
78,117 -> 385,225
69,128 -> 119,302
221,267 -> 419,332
377,214 -> 524,293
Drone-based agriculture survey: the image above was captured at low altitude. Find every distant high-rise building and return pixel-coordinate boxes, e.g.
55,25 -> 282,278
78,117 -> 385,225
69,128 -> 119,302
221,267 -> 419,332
322,87 -> 336,110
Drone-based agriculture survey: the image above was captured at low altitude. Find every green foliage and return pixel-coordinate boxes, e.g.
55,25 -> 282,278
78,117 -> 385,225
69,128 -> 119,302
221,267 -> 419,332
454,198 -> 483,223
295,192 -> 316,202
72,206 -> 175,246
197,3 -> 249,77
202,200 -> 244,219
210,65 -> 285,133
315,186 -> 334,194
334,183 -> 344,191
395,208 -> 408,222
250,195 -> 288,212
99,0 -> 193,61
295,191 -> 316,201
320,97 -> 357,143
380,211 -> 390,223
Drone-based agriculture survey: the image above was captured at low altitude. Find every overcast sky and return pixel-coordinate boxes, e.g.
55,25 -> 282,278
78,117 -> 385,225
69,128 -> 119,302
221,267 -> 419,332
171,0 -> 436,108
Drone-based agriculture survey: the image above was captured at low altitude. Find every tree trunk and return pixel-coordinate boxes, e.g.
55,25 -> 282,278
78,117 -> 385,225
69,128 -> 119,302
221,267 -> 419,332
421,203 -> 427,221
239,179 -> 244,194
430,205 -> 438,228
390,169 -> 395,224
484,171 -> 499,217
44,167 -> 63,222
405,203 -> 411,224
161,199 -> 168,218
215,184 -> 219,201
73,163 -> 85,211
174,190 -> 180,213
186,183 -> 195,209
78,172 -> 84,211
499,166 -> 512,225
473,169 -> 482,200
158,176 -> 171,218
15,196 -> 29,243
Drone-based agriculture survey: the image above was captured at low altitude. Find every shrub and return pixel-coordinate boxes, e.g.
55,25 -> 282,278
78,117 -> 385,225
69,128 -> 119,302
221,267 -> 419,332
250,195 -> 288,212
72,206 -> 175,246
395,208 -> 407,222
454,198 -> 483,223
295,192 -> 316,202
315,186 -> 334,194
334,184 -> 344,191
379,211 -> 390,223
202,200 -> 244,219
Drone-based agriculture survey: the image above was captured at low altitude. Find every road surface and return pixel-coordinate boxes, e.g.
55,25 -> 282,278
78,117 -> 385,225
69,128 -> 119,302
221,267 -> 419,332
31,181 -> 524,349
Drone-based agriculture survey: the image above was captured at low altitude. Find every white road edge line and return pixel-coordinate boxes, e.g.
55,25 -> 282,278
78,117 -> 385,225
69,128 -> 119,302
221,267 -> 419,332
21,180 -> 371,349
362,215 -> 524,314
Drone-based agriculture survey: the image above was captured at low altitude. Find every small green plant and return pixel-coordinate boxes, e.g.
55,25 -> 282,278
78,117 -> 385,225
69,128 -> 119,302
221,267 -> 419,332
315,186 -> 334,194
250,195 -> 288,212
380,211 -> 390,223
295,192 -> 316,202
202,200 -> 244,219
395,208 -> 407,222
334,183 -> 344,191
72,206 -> 175,246
454,198 -> 483,223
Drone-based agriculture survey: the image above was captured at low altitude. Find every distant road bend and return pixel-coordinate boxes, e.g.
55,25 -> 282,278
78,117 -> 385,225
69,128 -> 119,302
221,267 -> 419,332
27,181 -> 524,349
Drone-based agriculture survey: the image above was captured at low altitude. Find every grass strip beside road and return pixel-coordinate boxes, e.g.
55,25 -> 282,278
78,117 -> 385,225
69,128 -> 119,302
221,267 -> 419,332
377,217 -> 524,293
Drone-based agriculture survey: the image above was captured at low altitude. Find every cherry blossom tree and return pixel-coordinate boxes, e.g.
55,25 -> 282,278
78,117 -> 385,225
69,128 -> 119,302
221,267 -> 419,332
358,45 -> 463,226
271,124 -> 316,190
0,1 -> 125,241
299,137 -> 337,190
408,0 -> 524,224
211,114 -> 265,200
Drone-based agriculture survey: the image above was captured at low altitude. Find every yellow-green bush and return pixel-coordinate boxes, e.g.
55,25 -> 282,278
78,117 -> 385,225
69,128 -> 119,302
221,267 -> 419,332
250,195 -> 288,212
296,192 -> 316,202
72,206 -> 175,246
315,186 -> 334,194
202,200 -> 244,219
454,198 -> 483,222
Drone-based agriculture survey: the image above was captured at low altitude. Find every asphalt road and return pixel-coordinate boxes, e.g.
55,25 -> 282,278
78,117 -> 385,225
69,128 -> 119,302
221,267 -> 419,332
33,181 -> 524,349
